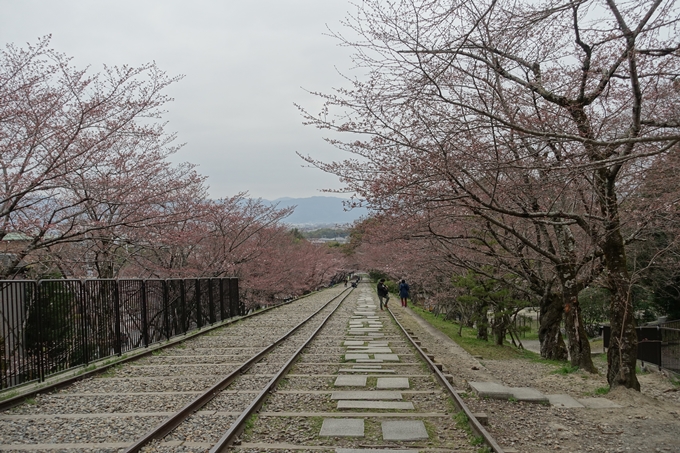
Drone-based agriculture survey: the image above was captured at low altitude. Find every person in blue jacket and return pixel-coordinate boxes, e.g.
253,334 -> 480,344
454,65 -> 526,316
399,279 -> 410,307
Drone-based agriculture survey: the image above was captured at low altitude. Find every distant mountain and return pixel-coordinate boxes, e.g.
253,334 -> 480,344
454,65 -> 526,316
265,196 -> 368,227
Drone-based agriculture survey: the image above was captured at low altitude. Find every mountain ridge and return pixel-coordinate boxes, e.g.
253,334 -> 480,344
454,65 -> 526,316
262,196 -> 368,226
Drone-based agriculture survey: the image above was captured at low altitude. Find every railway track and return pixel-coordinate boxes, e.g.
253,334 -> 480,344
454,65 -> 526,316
0,282 -> 503,452
224,282 -> 502,452
0,285 -> 350,452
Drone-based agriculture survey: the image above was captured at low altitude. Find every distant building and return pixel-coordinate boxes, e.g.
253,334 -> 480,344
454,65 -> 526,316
308,237 -> 348,245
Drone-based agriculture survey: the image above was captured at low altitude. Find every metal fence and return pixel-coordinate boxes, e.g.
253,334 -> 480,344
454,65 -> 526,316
603,321 -> 680,374
0,278 -> 240,390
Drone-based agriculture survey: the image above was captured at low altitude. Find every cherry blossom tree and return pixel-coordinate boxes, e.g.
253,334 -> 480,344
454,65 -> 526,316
126,193 -> 347,307
0,37 -> 183,278
301,0 -> 680,389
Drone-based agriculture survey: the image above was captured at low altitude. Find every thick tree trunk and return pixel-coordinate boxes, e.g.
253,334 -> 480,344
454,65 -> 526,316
539,293 -> 568,361
597,170 -> 640,390
603,225 -> 640,390
563,288 -> 597,372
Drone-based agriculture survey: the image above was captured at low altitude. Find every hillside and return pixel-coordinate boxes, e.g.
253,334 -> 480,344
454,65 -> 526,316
266,196 -> 368,227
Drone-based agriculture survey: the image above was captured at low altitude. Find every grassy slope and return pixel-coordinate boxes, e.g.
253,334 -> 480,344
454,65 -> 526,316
409,305 -> 546,361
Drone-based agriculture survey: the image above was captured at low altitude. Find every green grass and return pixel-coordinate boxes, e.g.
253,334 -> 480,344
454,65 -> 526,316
554,364 -> 580,375
671,377 -> 680,388
452,410 -> 491,452
636,365 -> 649,375
453,411 -> 469,428
471,435 -> 485,446
24,397 -> 36,405
364,418 -> 383,439
99,364 -> 122,378
411,306 -> 540,360
595,386 -> 610,395
0,390 -> 18,402
76,364 -> 98,375
308,416 -> 324,433
242,413 -> 259,439
590,337 -> 604,350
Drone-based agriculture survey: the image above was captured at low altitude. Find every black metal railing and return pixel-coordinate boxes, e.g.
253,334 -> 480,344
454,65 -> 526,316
0,278 -> 240,390
602,321 -> 680,374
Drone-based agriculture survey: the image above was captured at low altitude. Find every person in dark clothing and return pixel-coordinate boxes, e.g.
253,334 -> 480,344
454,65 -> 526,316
399,279 -> 410,307
377,278 -> 389,310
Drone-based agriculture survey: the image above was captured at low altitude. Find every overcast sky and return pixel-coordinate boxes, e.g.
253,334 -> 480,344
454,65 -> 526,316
0,0 -> 358,200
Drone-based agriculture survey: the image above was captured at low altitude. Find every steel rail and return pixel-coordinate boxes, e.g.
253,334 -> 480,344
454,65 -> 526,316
124,286 -> 352,453
209,285 -> 352,452
388,307 -> 506,453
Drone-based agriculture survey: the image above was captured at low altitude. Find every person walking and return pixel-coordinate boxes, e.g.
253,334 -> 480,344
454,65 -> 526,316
377,278 -> 389,310
399,279 -> 410,307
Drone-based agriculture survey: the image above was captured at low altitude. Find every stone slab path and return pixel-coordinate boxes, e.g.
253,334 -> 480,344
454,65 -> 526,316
468,381 -> 622,408
320,289 -> 437,445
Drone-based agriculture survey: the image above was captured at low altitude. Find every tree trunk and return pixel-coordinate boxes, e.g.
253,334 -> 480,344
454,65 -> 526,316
602,222 -> 640,389
476,302 -> 489,341
493,310 -> 506,345
598,170 -> 640,390
539,292 -> 568,361
563,288 -> 596,372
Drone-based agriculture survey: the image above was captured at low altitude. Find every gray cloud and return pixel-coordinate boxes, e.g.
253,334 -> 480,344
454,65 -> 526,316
0,0 -> 356,199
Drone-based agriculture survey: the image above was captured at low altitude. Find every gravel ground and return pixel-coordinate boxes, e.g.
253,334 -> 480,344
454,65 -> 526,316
203,391 -> 260,412
393,305 -> 680,453
158,347 -> 261,357
163,413 -> 238,443
5,393 -> 195,415
144,355 -> 251,364
60,376 -> 221,393
0,415 -> 168,443
265,393 -> 337,412
120,364 -> 239,377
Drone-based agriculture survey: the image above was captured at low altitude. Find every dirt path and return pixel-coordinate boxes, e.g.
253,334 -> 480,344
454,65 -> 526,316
394,305 -> 680,453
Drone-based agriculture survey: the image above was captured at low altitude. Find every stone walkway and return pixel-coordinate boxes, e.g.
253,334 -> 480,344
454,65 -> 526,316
320,287 -> 429,451
466,381 -> 621,408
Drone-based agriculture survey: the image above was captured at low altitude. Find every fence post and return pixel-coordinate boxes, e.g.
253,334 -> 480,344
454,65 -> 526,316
35,280 -> 45,382
658,325 -> 662,370
36,280 -> 44,383
141,280 -> 149,347
228,278 -> 240,316
195,279 -> 203,328
236,279 -> 243,316
79,280 -> 89,364
180,280 -> 187,333
219,278 -> 226,320
208,279 -> 216,324
163,280 -> 171,340
114,281 -> 122,355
